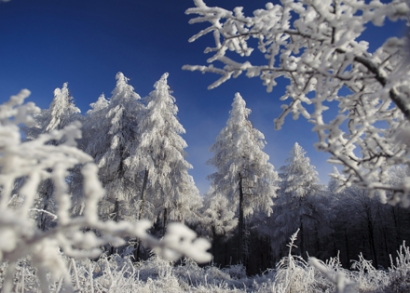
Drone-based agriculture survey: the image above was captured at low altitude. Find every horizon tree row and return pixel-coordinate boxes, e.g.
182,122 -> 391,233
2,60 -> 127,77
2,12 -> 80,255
20,72 -> 410,275
23,72 -> 202,238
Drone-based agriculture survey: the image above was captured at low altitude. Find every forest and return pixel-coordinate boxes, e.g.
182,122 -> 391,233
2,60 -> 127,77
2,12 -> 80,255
3,0 -> 410,292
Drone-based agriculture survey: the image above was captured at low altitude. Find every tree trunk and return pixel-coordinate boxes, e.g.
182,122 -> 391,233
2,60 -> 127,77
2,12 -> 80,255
344,228 -> 350,267
212,226 -> 218,262
163,208 -> 168,237
365,202 -> 378,268
39,180 -> 53,231
298,198 -> 304,258
139,169 -> 149,220
110,199 -> 120,255
238,173 -> 246,268
133,169 -> 149,261
300,215 -> 304,258
39,201 -> 48,231
392,206 -> 400,249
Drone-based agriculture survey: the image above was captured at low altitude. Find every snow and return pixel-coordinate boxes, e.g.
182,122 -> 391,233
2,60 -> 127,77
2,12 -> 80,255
0,91 -> 211,292
184,0 -> 410,202
2,0 -> 410,291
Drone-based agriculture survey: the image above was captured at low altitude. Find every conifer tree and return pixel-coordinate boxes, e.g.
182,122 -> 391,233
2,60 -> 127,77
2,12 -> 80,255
208,93 -> 279,267
83,72 -> 143,222
125,73 -> 201,231
273,142 -> 323,259
202,190 -> 237,237
25,83 -> 81,140
23,83 -> 80,230
70,94 -> 110,216
201,190 -> 238,259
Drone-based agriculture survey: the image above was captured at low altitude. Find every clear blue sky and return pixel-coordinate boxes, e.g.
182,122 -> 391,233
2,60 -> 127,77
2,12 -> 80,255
0,0 -> 405,194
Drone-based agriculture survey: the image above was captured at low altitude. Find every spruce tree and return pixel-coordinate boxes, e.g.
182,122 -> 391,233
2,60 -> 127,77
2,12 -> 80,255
272,142 -> 323,259
70,94 -> 110,216
83,72 -> 143,222
23,83 -> 80,230
207,93 -> 279,268
201,189 -> 238,259
125,73 -> 201,231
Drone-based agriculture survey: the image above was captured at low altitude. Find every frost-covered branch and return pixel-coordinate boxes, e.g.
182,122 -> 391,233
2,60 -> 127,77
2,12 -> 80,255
309,257 -> 356,293
0,91 -> 211,293
184,0 -> 410,202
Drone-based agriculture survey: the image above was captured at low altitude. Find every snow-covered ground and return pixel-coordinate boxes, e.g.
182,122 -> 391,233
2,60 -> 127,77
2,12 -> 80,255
2,242 -> 410,293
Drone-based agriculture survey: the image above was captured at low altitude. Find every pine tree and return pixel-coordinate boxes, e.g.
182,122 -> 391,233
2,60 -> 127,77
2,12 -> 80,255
201,190 -> 238,260
25,82 -> 81,140
70,94 -> 110,216
83,72 -> 143,223
207,93 -> 279,268
202,189 -> 238,238
272,142 -> 323,259
22,83 -> 80,230
125,73 -> 201,231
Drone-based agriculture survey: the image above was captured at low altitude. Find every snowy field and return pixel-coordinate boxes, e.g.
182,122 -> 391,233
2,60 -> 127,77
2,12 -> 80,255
2,242 -> 410,293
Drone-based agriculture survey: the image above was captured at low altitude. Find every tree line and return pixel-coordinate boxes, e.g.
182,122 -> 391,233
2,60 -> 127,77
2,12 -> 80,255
18,72 -> 410,275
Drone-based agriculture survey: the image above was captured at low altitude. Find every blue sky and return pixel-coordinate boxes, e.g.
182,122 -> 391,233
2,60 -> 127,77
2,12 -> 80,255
0,0 -> 406,194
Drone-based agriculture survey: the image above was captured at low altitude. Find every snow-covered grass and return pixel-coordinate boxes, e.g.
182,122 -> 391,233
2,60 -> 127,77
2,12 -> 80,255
2,242 -> 410,293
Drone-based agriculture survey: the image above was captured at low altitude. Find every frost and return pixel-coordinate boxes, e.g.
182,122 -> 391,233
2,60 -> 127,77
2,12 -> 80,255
184,0 -> 410,202
0,91 -> 211,293
124,73 -> 202,226
206,93 -> 279,264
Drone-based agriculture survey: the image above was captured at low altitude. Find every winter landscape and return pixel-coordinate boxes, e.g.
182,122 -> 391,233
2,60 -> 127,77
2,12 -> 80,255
2,0 -> 410,292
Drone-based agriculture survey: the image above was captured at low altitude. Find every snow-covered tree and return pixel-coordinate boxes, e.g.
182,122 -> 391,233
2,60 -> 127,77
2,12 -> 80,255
272,143 -> 324,259
184,0 -> 410,202
328,166 -> 410,268
70,94 -> 109,216
200,189 -> 238,262
83,73 -> 143,223
280,143 -> 320,198
207,92 -> 279,266
202,189 -> 237,239
125,73 -> 201,231
0,90 -> 211,293
22,83 -> 81,230
25,82 -> 81,140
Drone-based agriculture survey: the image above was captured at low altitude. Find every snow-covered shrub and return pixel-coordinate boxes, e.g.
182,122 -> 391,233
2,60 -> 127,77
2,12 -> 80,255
0,91 -> 211,293
4,244 -> 409,292
350,253 -> 389,292
222,264 -> 247,280
386,242 -> 410,293
275,230 -> 316,293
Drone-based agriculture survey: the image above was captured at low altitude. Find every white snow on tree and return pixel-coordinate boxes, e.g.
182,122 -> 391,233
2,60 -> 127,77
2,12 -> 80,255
20,83 -> 81,230
272,142 -> 325,259
184,0 -> 410,203
207,92 -> 279,265
83,73 -> 143,222
70,94 -> 110,217
0,90 -> 212,293
202,188 -> 238,238
45,83 -> 81,132
280,143 -> 320,198
125,73 -> 202,231
25,82 -> 81,140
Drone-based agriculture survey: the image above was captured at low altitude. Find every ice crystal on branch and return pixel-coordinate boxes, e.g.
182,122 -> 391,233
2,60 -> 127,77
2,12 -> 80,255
207,93 -> 279,265
125,73 -> 202,227
0,91 -> 211,293
184,0 -> 410,203
21,83 -> 81,230
82,72 -> 144,223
